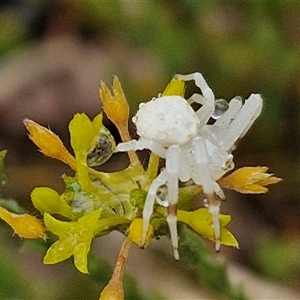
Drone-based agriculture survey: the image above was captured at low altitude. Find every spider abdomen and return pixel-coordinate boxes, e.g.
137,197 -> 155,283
133,96 -> 200,147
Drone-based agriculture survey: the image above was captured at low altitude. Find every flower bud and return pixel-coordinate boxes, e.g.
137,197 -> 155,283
100,77 -> 129,129
0,207 -> 46,239
24,119 -> 76,169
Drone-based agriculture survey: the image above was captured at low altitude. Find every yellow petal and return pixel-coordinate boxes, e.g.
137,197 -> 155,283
43,212 -> 72,236
24,119 -> 76,169
69,113 -> 106,193
178,208 -> 238,248
219,213 -> 231,227
77,162 -> 95,194
162,78 -> 185,97
127,218 -> 153,247
31,187 -> 74,219
219,166 -> 282,194
73,241 -> 90,274
43,239 -> 73,265
69,113 -> 101,155
0,207 -> 46,239
178,209 -> 214,240
220,228 -> 239,248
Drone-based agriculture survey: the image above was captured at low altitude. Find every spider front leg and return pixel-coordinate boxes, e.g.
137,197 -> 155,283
175,72 -> 215,126
191,136 -> 222,251
165,145 -> 180,260
115,138 -> 166,158
141,169 -> 168,247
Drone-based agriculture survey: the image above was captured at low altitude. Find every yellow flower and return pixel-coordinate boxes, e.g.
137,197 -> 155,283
218,166 -> 282,194
127,218 -> 153,247
0,206 -> 46,239
43,211 -> 101,274
178,208 -> 239,248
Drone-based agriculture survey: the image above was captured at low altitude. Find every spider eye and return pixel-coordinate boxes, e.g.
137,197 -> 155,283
87,128 -> 116,167
211,99 -> 229,120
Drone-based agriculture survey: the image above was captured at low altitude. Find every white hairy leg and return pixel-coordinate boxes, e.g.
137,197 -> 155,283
213,181 -> 225,200
177,142 -> 193,182
115,138 -> 166,158
187,93 -> 215,126
165,145 -> 180,260
191,136 -> 221,251
175,72 -> 215,126
141,169 -> 168,246
186,93 -> 205,105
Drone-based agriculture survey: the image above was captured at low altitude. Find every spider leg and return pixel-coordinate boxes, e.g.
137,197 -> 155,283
165,145 -> 180,260
142,145 -> 180,259
191,136 -> 221,251
178,142 -> 192,182
141,169 -> 168,246
175,72 -> 215,126
186,93 -> 205,105
115,138 -> 166,158
219,94 -> 263,151
186,93 -> 215,126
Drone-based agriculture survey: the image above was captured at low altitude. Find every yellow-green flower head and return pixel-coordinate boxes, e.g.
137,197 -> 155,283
43,211 -> 101,274
20,73 -> 281,278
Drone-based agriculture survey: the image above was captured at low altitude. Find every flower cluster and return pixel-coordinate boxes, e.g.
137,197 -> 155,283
0,75 -> 281,300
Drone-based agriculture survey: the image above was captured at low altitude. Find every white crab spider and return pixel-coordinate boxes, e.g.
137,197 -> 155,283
116,72 -> 263,259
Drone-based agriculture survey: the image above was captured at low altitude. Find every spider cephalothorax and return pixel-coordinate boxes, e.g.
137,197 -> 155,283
116,72 -> 263,259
